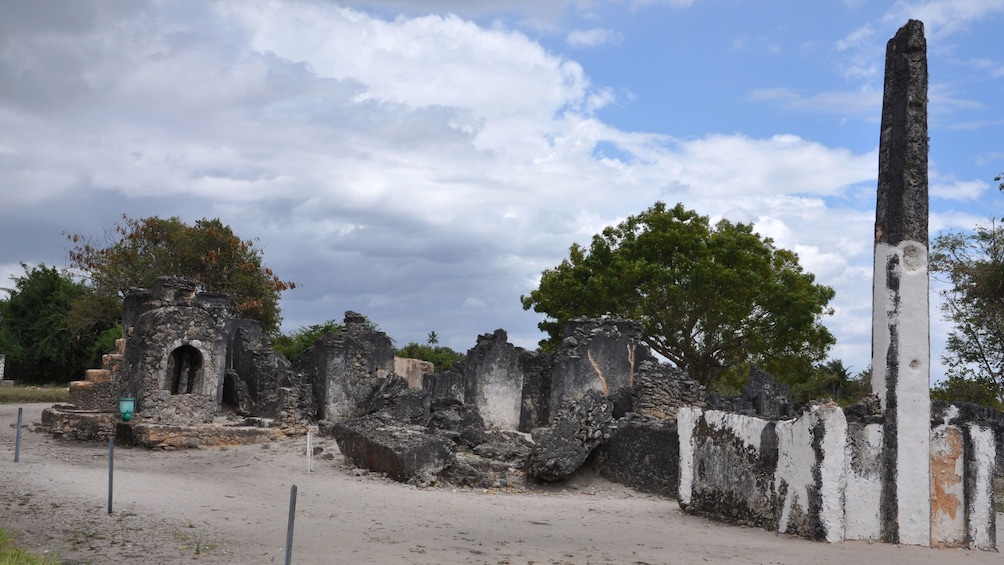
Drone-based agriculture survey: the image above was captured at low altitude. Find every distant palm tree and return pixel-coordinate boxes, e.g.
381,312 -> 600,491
427,331 -> 439,346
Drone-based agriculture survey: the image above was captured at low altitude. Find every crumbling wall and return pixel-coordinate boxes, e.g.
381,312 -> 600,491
299,311 -> 396,422
518,350 -> 553,432
423,330 -> 534,431
461,330 -> 524,430
678,403 -> 847,542
631,360 -> 705,421
929,402 -> 998,550
842,395 -> 884,541
223,321 -> 311,430
680,396 -> 999,549
549,317 -> 648,422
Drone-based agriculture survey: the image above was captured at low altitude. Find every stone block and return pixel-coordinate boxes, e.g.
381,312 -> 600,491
331,415 -> 454,483
527,390 -> 613,482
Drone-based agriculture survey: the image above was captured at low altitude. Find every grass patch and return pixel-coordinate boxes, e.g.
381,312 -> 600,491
0,529 -> 57,565
0,385 -> 69,404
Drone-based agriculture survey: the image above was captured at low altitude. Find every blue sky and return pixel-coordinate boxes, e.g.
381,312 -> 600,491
0,0 -> 1001,384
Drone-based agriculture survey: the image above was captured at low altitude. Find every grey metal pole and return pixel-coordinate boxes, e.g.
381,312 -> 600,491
285,484 -> 297,565
14,407 -> 22,462
107,436 -> 114,514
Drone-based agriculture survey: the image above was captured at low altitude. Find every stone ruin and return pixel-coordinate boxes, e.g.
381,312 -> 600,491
33,19 -> 1001,554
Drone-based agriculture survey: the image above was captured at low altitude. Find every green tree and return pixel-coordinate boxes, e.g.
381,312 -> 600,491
930,218 -> 1004,406
67,215 -> 295,334
0,264 -> 114,384
791,359 -> 870,407
427,331 -> 439,346
521,202 -> 835,391
271,319 -> 342,363
396,342 -> 464,372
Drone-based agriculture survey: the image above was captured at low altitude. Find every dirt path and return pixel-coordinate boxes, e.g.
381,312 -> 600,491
2,403 -> 1002,564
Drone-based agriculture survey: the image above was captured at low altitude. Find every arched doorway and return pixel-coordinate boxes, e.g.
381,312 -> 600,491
168,344 -> 202,394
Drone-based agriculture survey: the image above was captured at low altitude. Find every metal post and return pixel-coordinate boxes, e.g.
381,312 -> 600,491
14,407 -> 22,462
307,431 -> 312,474
107,436 -> 114,514
285,484 -> 297,565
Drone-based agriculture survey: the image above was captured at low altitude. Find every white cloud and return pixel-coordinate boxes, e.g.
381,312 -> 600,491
884,0 -> 1004,38
0,0 -> 892,376
750,87 -> 882,116
566,27 -> 620,48
931,178 -> 989,200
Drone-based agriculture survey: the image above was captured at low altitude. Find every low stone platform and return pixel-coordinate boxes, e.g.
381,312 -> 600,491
39,405 -> 283,447
118,422 -> 282,448
40,405 -> 119,440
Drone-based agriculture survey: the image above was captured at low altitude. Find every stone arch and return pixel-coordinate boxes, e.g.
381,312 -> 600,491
167,344 -> 203,395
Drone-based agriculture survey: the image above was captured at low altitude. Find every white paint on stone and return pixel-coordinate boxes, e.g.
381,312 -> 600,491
843,423 -> 884,541
775,404 -> 847,542
967,424 -> 997,551
814,404 -> 848,543
872,240 -> 931,546
677,406 -> 700,506
701,410 -> 764,451
775,413 -> 814,536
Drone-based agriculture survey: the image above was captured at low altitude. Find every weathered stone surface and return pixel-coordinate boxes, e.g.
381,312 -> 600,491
298,311 -> 396,421
518,350 -> 553,432
394,357 -> 434,389
594,413 -> 679,497
527,390 -> 614,482
426,398 -> 489,448
367,375 -> 430,424
332,415 -> 454,484
461,329 -> 524,430
631,360 -> 705,421
423,367 -> 465,403
117,422 -> 281,448
124,277 -> 229,424
424,330 -> 527,430
40,406 -> 119,440
548,317 -> 648,422
224,322 -> 311,428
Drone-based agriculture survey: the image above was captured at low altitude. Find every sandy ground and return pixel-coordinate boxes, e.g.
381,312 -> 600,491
1,404 -> 1002,565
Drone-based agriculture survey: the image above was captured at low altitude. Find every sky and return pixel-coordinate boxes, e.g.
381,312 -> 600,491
0,0 -> 1002,384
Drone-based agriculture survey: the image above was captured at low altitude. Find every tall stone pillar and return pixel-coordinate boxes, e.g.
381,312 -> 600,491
871,19 -> 930,546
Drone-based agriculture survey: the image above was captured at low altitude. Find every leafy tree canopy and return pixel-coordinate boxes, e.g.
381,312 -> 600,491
521,201 -> 836,391
0,263 -> 115,383
931,218 -> 1004,406
67,215 -> 295,334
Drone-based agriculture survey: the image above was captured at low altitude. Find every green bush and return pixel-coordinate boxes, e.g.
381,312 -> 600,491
271,320 -> 342,363
396,342 -> 464,372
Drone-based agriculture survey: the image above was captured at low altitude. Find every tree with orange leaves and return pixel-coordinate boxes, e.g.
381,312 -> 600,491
67,215 -> 295,334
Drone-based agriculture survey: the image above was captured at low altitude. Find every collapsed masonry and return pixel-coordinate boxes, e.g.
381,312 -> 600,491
46,277 -> 708,496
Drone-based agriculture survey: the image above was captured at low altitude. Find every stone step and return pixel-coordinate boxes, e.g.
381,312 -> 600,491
114,338 -> 127,355
102,353 -> 124,374
85,369 -> 112,384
